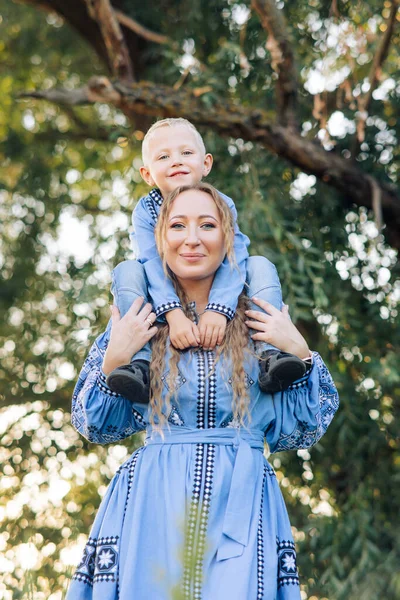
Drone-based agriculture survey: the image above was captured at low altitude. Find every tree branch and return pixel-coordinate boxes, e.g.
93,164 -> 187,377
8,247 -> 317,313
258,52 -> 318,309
20,76 -> 400,248
356,0 -> 399,143
251,0 -> 299,130
114,9 -> 170,45
84,0 -> 134,82
18,87 -> 91,105
363,0 -> 399,114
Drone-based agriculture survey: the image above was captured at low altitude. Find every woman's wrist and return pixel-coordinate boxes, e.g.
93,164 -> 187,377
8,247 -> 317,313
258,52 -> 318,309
290,341 -> 310,361
102,349 -> 132,375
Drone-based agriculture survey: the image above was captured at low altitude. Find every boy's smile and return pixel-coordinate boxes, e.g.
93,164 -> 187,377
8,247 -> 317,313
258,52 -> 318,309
140,124 -> 213,197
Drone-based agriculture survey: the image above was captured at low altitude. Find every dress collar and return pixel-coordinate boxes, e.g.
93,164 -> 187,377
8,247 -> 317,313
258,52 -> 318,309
149,188 -> 163,206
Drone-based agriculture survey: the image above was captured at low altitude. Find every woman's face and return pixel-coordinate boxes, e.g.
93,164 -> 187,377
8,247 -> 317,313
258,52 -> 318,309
164,189 -> 226,285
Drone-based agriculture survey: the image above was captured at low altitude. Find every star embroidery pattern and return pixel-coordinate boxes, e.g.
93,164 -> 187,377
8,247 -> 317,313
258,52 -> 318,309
97,549 -> 116,570
281,551 -> 297,572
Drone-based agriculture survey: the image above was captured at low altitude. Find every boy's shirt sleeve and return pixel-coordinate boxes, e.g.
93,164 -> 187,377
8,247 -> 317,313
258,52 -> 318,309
205,191 -> 250,319
130,196 -> 183,317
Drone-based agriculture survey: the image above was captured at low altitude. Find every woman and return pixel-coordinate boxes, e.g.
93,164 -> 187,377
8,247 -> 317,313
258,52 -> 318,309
67,183 -> 339,600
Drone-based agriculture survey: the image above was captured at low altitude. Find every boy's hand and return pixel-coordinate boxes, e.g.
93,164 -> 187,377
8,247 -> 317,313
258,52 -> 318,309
166,308 -> 201,350
198,311 -> 227,350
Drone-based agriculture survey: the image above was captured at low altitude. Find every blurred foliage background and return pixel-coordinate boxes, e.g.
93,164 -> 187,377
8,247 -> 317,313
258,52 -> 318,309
0,0 -> 399,598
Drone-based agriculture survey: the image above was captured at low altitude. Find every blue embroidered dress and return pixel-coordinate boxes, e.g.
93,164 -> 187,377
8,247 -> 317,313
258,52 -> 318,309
67,318 -> 339,600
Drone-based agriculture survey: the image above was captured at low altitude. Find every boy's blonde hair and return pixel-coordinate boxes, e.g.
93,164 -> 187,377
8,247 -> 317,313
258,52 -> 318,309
141,118 -> 206,166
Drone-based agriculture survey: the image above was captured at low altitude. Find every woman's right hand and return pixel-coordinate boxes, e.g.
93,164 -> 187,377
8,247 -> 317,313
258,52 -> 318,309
102,297 -> 157,375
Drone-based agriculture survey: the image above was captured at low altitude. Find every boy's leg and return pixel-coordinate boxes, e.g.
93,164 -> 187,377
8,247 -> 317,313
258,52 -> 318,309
107,260 -> 152,403
245,255 -> 282,356
245,256 -> 306,393
111,259 -> 152,363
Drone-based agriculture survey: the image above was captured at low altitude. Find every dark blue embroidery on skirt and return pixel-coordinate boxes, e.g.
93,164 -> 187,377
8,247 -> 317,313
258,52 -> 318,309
276,538 -> 299,588
73,536 -> 119,586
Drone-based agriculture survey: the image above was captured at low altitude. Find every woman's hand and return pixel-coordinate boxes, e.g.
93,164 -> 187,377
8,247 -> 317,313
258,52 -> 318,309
245,297 -> 310,359
102,297 -> 157,375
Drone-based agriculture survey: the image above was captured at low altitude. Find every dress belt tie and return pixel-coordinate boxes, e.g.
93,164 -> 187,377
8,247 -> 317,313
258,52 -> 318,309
145,426 -> 265,561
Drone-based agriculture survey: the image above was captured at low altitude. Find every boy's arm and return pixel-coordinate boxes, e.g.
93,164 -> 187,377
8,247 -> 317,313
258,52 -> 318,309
131,197 -> 183,318
205,191 -> 250,319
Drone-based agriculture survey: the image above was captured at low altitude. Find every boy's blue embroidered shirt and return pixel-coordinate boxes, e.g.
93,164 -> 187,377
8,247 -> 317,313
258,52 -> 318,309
130,188 -> 250,318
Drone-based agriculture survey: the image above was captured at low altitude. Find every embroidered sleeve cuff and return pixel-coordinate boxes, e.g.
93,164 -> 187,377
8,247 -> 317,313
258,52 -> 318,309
287,352 -> 314,390
155,301 -> 183,318
98,370 -> 121,397
205,303 -> 235,320
302,353 -> 313,376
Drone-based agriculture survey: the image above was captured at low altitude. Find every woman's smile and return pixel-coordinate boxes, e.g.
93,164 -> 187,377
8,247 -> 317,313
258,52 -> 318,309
179,252 -> 206,262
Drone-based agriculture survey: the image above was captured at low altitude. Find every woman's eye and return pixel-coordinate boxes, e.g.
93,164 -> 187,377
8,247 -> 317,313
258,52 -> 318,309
170,223 -> 184,229
201,223 -> 216,230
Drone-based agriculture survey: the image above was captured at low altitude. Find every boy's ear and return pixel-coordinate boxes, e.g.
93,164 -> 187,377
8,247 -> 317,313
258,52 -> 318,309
203,153 -> 213,177
139,166 -> 155,186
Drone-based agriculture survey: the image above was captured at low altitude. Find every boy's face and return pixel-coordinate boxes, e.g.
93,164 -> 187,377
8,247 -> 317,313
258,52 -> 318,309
140,125 -> 213,197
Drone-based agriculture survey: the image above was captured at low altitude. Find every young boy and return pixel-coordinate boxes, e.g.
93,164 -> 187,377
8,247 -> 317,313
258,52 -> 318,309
106,118 -> 308,402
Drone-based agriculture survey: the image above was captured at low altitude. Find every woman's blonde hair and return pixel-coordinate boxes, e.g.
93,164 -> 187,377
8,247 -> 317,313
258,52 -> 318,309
150,183 -> 252,429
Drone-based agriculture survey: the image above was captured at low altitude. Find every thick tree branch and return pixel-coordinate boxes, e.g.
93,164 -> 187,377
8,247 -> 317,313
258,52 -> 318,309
251,0 -> 299,130
21,0 -> 115,72
19,87 -> 91,105
21,76 -> 400,249
114,9 -> 170,45
84,0 -> 134,82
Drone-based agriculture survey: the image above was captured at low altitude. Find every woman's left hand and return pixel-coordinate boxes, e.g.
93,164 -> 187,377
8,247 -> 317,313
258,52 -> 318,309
245,297 -> 310,359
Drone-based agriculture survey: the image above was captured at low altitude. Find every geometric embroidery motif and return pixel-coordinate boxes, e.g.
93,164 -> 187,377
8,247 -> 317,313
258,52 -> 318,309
256,466 -> 268,599
149,187 -> 163,207
155,300 -> 182,317
145,198 -> 158,223
182,350 -> 215,599
168,404 -> 185,426
228,372 -> 254,389
221,413 -> 241,428
146,189 -> 163,223
277,538 -> 299,588
73,535 -> 119,586
71,333 -> 146,445
274,352 -> 339,453
205,302 -> 235,320
161,368 -> 187,391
